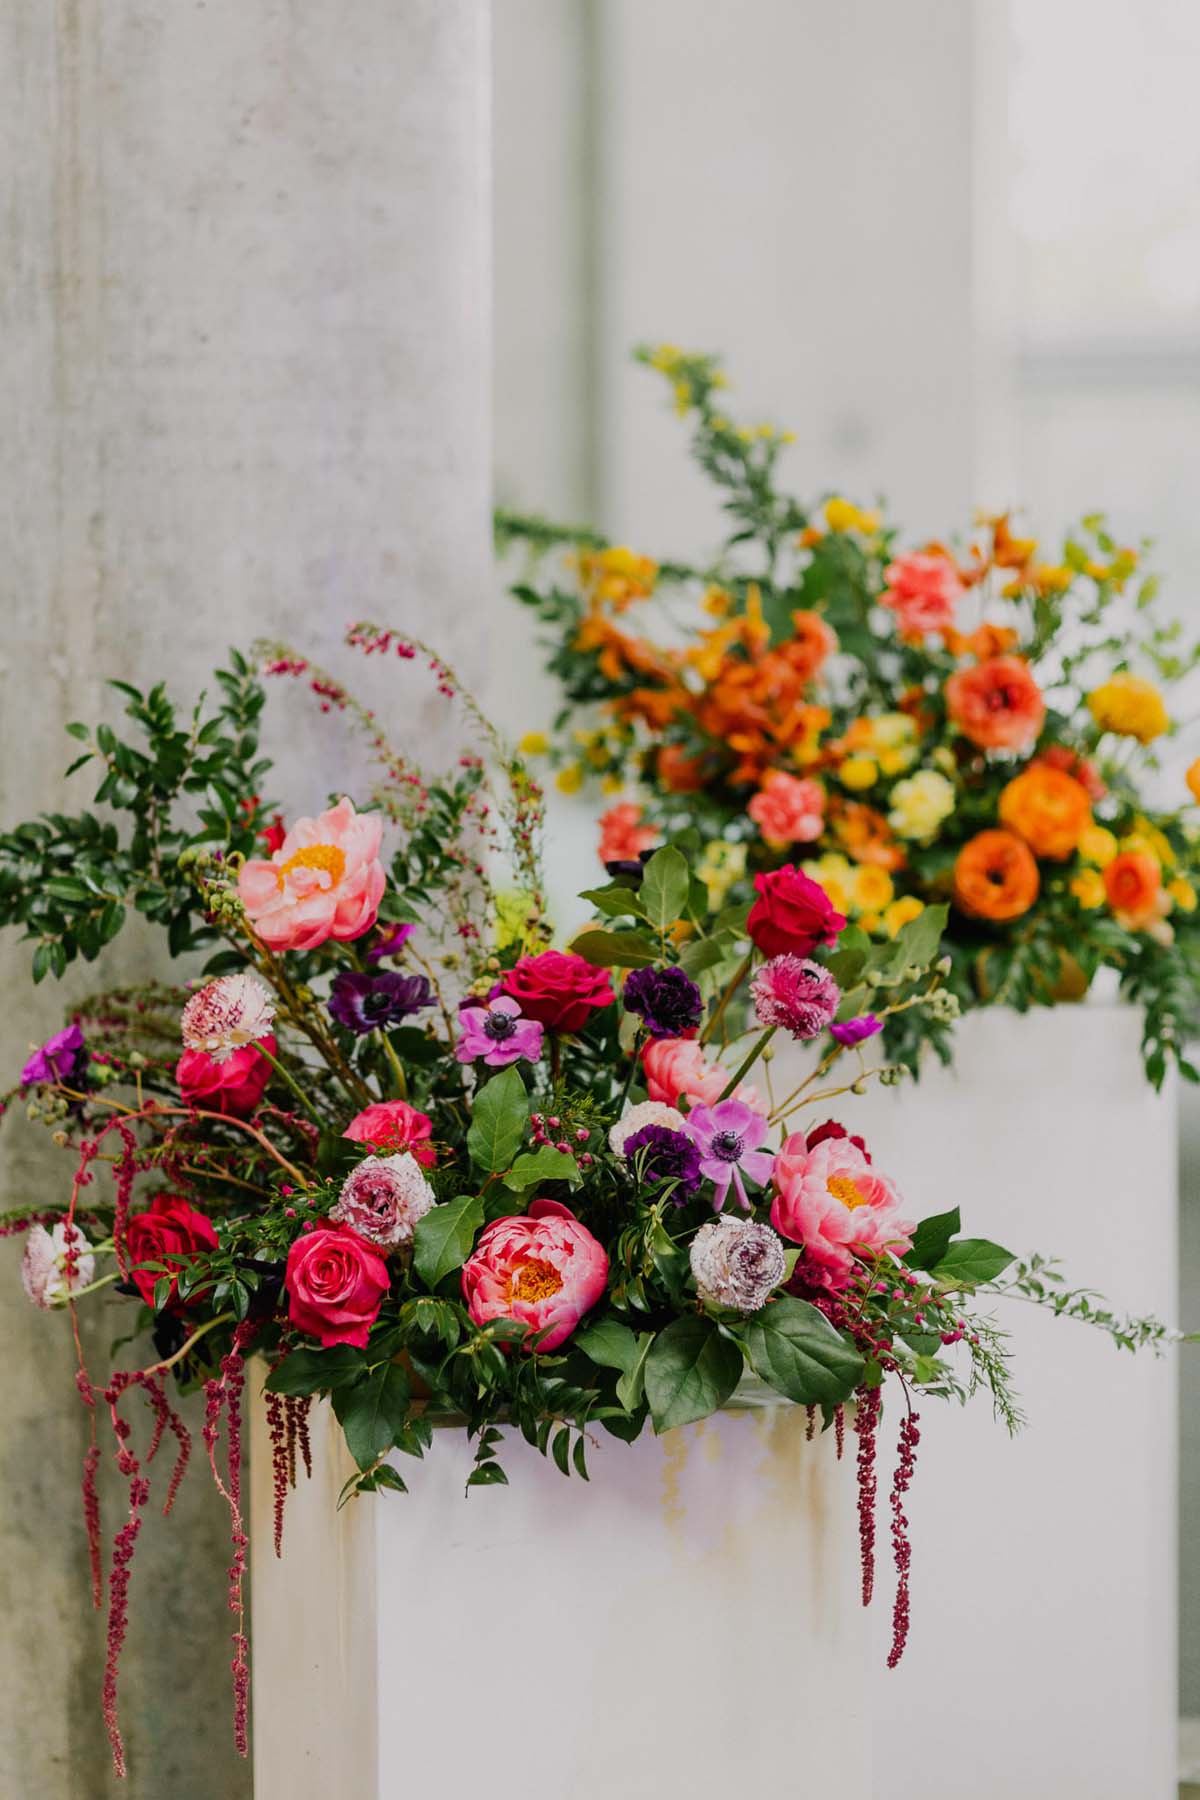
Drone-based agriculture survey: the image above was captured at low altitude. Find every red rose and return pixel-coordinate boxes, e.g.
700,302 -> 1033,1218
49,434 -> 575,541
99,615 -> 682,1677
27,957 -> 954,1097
176,1035 -> 276,1118
125,1195 -> 219,1310
499,950 -> 614,1034
805,1119 -> 872,1163
285,1223 -> 390,1349
747,866 -> 847,959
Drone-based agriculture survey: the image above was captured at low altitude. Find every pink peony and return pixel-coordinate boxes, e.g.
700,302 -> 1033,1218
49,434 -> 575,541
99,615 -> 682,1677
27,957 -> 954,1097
880,552 -> 963,635
747,772 -> 825,847
176,1036 -> 275,1118
285,1223 -> 390,1349
770,1129 -> 914,1290
642,1038 -> 768,1115
461,1198 -> 608,1352
237,796 -> 386,953
344,1099 -> 436,1167
329,1153 -> 434,1250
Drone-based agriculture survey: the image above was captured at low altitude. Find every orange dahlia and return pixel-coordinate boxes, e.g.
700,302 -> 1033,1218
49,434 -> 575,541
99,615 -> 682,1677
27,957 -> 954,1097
953,830 -> 1040,922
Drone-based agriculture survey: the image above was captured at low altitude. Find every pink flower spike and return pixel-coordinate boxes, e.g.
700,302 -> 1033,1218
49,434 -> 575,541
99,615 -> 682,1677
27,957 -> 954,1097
456,995 -> 544,1067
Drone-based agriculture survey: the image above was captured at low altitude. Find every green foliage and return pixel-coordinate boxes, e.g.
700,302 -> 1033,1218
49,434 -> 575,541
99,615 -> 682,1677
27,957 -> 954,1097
644,1315 -> 744,1431
466,1066 -> 530,1172
412,1194 -> 485,1288
738,1297 -> 865,1405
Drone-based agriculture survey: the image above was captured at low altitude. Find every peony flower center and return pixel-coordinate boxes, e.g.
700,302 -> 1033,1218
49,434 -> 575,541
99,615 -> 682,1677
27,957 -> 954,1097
827,1173 -> 870,1211
507,1258 -> 564,1304
277,843 -> 346,889
710,1128 -> 745,1162
483,1010 -> 518,1041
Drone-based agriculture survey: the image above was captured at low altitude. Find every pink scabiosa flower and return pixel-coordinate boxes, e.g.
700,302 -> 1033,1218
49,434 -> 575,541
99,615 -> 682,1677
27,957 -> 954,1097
770,1129 -> 914,1290
690,1217 -> 787,1313
608,1101 -> 686,1159
461,1199 -> 608,1352
329,1153 -> 435,1251
830,1014 -> 882,1048
456,994 -> 544,1067
683,1099 -> 776,1211
344,1099 -> 436,1167
642,1038 -> 768,1114
237,796 -> 386,953
750,955 -> 840,1039
22,1222 -> 96,1309
181,974 -> 276,1062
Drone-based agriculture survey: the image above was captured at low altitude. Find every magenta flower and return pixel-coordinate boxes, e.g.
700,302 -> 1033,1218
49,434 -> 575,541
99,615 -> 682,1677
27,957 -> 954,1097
456,994 -> 544,1067
830,1014 -> 882,1048
366,922 -> 416,963
20,1023 -> 86,1088
683,1099 -> 776,1212
750,955 -> 840,1039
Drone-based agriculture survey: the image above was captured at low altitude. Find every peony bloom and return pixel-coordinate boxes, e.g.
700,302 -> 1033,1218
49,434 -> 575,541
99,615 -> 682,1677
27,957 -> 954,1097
329,1152 -> 434,1250
998,764 -> 1092,861
622,965 -> 703,1038
945,656 -> 1046,752
750,955 -> 840,1039
598,802 -> 657,866
642,1037 -> 768,1114
683,1100 -> 776,1212
770,1130 -> 914,1290
748,771 -> 825,847
500,950 -> 614,1034
1104,850 -> 1165,931
176,1036 -> 275,1118
887,770 -> 956,842
344,1099 -> 436,1167
880,551 -> 963,635
953,831 -> 1039,923
830,1014 -> 883,1047
22,1222 -> 96,1310
690,1217 -> 787,1313
20,1023 -> 87,1089
285,1223 -> 390,1349
328,970 -> 432,1035
456,994 -> 544,1067
608,1100 -> 687,1159
621,1124 -> 703,1199
238,796 -> 386,953
461,1198 -> 608,1353
181,974 -> 275,1062
747,865 -> 847,959
1088,673 -> 1169,745
125,1196 -> 219,1310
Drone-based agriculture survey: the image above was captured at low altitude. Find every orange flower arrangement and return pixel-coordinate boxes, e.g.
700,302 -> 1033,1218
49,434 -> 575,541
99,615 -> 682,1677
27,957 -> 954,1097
830,801 -> 907,873
945,656 -> 1046,752
998,765 -> 1093,861
953,830 -> 1040,923
1103,851 -> 1164,931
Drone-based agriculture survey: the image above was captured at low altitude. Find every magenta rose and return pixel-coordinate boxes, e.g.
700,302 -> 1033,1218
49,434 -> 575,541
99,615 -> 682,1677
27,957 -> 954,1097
284,1223 -> 390,1349
125,1195 -> 219,1310
746,866 -> 847,959
499,950 -> 614,1034
461,1198 -> 608,1352
176,1035 -> 276,1118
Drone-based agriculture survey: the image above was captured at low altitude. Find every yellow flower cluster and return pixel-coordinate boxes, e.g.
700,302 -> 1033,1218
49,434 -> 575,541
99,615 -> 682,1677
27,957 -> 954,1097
696,840 -> 747,911
837,714 -> 919,789
577,545 -> 659,611
824,496 -> 882,536
804,853 -> 921,937
887,770 -> 957,842
1086,674 -> 1169,744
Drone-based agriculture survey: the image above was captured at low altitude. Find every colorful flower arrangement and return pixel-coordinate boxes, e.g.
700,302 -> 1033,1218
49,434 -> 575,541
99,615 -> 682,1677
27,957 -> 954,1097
0,632 -> 1175,1774
500,346 -> 1200,1083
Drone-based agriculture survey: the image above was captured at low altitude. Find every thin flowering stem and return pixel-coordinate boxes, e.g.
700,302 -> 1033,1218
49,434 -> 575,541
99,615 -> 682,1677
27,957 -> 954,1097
142,1312 -> 236,1378
380,1031 -> 408,1100
772,1068 -> 889,1124
252,1041 -> 324,1125
716,1025 -> 776,1102
699,950 -> 753,1044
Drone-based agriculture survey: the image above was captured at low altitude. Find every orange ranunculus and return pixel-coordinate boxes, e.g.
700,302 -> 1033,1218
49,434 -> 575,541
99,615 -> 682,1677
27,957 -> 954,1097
657,743 -> 708,793
1036,744 -> 1106,803
945,655 -> 1046,752
998,765 -> 1092,861
1103,851 -> 1163,930
831,802 -> 907,873
953,830 -> 1040,922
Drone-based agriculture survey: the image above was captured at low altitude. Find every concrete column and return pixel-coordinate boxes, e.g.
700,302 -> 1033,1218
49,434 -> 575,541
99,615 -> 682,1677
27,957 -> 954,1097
0,3 -> 491,1794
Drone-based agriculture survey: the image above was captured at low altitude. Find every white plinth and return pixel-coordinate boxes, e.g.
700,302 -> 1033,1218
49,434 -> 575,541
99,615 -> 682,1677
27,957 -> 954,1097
250,1394 -> 872,1800
777,1001 -> 1178,1800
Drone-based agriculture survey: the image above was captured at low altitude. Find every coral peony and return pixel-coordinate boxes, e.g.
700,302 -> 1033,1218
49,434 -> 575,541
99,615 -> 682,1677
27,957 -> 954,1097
181,974 -> 275,1062
176,1035 -> 276,1118
329,1152 -> 434,1250
344,1099 -> 436,1166
770,1131 -> 914,1289
953,831 -> 1039,923
690,1217 -> 787,1313
642,1037 -> 768,1114
945,656 -> 1046,752
998,764 -> 1092,861
125,1196 -> 218,1310
747,865 -> 847,959
880,552 -> 963,635
598,802 -> 657,866
748,771 -> 825,846
461,1199 -> 608,1352
500,950 -> 614,1034
22,1222 -> 95,1310
285,1223 -> 390,1349
1104,850 -> 1164,931
750,955 -> 840,1039
238,796 -> 385,953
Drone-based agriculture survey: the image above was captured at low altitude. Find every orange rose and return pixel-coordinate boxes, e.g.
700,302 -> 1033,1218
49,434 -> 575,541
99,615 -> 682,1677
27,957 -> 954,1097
945,656 -> 1046,752
1103,851 -> 1163,930
953,830 -> 1040,922
998,765 -> 1092,860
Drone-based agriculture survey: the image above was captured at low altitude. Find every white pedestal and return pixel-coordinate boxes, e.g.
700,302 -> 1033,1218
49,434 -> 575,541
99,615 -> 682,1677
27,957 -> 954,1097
250,1395 -> 873,1800
777,1002 -> 1178,1800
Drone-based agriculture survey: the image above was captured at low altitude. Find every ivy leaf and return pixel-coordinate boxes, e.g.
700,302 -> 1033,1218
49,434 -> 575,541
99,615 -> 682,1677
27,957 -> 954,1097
265,1344 -> 367,1396
644,1316 -> 744,1432
930,1239 -> 1016,1286
332,1360 -> 412,1472
639,846 -> 691,933
503,1145 -> 581,1191
568,928 -> 659,969
412,1192 -> 485,1288
740,1297 -> 864,1404
904,1206 -> 962,1271
466,1065 -> 530,1171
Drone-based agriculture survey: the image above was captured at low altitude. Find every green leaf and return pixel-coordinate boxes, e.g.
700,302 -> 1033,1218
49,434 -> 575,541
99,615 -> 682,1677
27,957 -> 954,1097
616,1333 -> 653,1413
645,1316 -> 744,1432
904,1206 -> 962,1271
332,1360 -> 412,1472
930,1238 -> 1016,1286
568,928 -> 659,969
503,1145 -> 581,1190
44,876 -> 91,902
466,1461 -> 509,1488
265,1344 -> 366,1396
412,1192 -> 485,1288
677,934 -> 732,979
893,902 -> 949,972
639,846 -> 691,932
466,1065 -> 530,1171
577,884 -> 649,921
741,1297 -> 865,1405
575,1318 -> 640,1374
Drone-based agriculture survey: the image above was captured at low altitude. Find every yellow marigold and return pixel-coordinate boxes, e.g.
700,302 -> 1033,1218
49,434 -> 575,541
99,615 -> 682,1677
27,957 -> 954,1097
556,764 -> 584,795
1087,673 -> 1169,744
1070,869 -> 1107,910
518,731 -> 549,757
825,496 -> 881,535
854,866 -> 895,912
1168,876 -> 1197,913
888,770 -> 956,842
1188,759 -> 1200,805
883,896 -> 925,937
1078,825 -> 1118,867
840,755 -> 879,791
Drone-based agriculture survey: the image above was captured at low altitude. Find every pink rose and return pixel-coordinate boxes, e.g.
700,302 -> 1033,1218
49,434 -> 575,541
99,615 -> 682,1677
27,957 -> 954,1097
237,796 -> 386,953
344,1099 -> 436,1167
747,771 -> 825,846
461,1198 -> 608,1352
176,1035 -> 275,1118
285,1223 -> 390,1349
770,1129 -> 914,1290
880,552 -> 963,635
747,865 -> 847,959
499,950 -> 614,1034
642,1038 -> 768,1115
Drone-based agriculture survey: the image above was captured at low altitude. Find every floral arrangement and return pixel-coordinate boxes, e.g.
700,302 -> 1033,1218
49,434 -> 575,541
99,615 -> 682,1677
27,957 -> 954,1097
0,631 -> 1174,1775
500,346 -> 1200,1083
